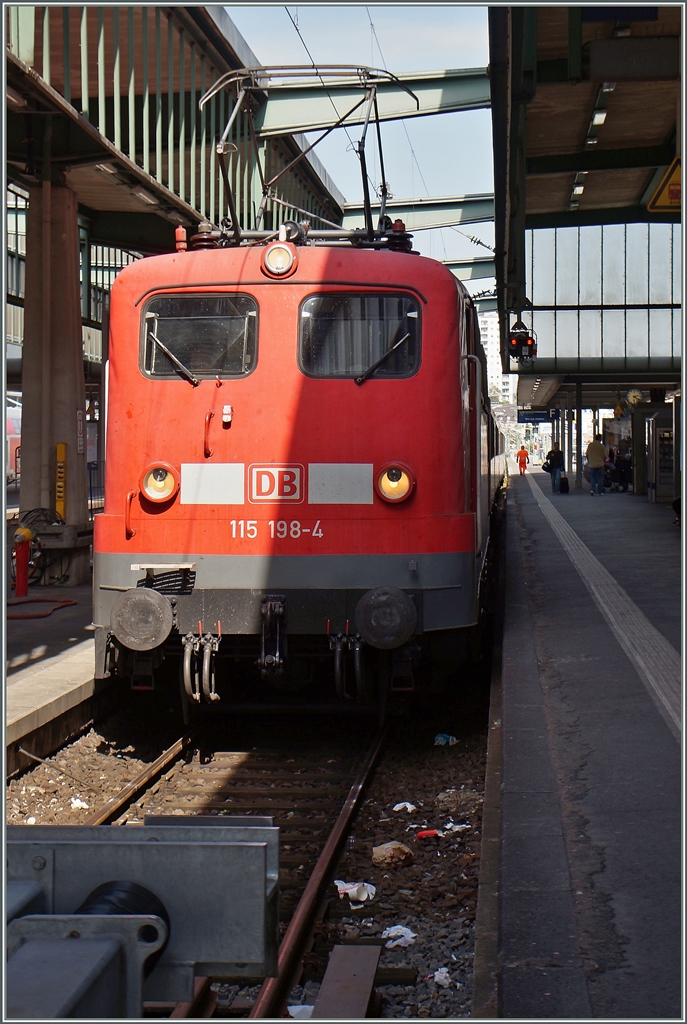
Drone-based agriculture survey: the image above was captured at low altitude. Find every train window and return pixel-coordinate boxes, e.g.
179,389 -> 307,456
299,294 -> 420,379
141,294 -> 258,380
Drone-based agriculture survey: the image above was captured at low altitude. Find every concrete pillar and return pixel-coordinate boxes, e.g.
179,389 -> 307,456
567,402 -> 574,475
631,408 -> 648,496
20,183 -> 90,583
575,382 -> 583,489
673,394 -> 681,501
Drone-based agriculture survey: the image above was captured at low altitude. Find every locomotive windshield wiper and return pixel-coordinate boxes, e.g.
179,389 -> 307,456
147,319 -> 199,387
355,332 -> 410,386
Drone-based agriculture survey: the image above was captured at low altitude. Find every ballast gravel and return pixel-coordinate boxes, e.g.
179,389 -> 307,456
6,709 -> 183,824
8,706 -> 488,1019
328,729 -> 486,1018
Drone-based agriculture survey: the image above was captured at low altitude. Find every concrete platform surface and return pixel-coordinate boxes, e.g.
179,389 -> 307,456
6,583 -> 97,750
497,468 -> 681,1019
6,582 -> 94,675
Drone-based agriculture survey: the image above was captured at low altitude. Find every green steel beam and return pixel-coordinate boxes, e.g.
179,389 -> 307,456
444,257 -> 495,281
8,6 -> 36,65
42,7 -> 50,85
253,68 -> 490,137
527,145 -> 675,175
525,205 -> 682,229
473,297 -> 498,312
341,193 -> 494,231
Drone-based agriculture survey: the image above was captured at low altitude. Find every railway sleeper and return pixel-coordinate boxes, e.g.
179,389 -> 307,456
310,944 -> 382,1019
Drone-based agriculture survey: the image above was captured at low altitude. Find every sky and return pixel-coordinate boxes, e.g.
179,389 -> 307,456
223,5 -> 495,276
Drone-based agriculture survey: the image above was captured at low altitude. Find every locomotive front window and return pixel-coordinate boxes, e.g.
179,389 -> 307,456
299,294 -> 420,379
142,294 -> 258,380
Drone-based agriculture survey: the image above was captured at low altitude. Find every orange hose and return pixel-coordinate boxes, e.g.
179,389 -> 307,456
7,597 -> 78,619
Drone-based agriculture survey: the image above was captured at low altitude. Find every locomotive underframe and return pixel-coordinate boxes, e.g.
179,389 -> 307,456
94,580 -> 481,701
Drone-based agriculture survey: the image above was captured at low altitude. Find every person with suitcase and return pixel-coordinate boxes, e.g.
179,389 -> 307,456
559,473 -> 569,494
546,442 -> 565,493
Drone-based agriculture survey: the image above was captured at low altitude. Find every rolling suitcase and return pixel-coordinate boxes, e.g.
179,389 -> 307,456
559,475 -> 569,494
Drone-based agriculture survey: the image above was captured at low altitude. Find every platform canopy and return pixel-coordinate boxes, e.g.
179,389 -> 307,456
488,6 -> 681,388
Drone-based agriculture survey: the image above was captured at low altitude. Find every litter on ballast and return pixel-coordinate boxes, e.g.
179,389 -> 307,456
416,829 -> 439,839
392,801 -> 417,813
70,797 -> 89,810
381,925 -> 417,948
26,817 -> 36,825
434,968 -> 451,988
434,733 -> 458,746
287,1006 -> 314,1019
372,841 -> 415,868
333,880 -> 376,902
437,822 -> 471,836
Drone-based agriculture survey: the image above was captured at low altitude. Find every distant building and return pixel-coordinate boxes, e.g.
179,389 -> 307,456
478,310 -> 525,454
478,311 -> 518,406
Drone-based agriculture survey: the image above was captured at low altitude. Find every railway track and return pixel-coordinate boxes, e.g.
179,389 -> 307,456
80,721 -> 387,1018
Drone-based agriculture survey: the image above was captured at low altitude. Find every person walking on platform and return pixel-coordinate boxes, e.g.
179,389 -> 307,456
586,433 -> 607,496
546,442 -> 565,494
515,446 -> 529,475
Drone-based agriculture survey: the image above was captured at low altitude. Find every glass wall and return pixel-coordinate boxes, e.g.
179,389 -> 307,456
522,223 -> 681,372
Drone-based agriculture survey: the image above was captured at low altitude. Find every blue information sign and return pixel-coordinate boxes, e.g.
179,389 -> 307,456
517,410 -> 551,424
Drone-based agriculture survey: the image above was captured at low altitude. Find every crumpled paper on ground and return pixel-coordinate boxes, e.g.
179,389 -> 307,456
434,967 -> 451,988
392,801 -> 417,812
381,925 -> 417,948
333,880 -> 376,902
287,1006 -> 314,1019
372,840 -> 415,868
70,797 -> 89,810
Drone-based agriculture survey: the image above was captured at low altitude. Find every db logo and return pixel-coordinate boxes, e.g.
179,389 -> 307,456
249,464 -> 303,502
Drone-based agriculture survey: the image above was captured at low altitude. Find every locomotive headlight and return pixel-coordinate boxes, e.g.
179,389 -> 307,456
376,464 -> 415,502
261,242 -> 296,277
140,463 -> 179,502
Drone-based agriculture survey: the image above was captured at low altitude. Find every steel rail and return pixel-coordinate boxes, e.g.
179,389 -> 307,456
249,726 -> 387,1018
170,977 -> 217,1018
83,730 -> 197,826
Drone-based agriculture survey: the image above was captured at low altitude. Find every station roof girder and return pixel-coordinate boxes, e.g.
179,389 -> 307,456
341,193 -> 494,232
518,373 -> 681,412
252,67 -> 490,137
443,257 -> 496,281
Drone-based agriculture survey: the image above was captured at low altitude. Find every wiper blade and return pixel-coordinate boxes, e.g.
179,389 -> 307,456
354,332 -> 411,386
148,324 -> 199,386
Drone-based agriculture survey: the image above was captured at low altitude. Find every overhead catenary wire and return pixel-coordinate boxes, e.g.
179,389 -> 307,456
283,10 -> 358,156
366,8 -> 494,259
284,7 -> 380,197
365,8 -> 446,259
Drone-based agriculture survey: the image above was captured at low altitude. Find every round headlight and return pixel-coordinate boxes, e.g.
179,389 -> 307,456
140,463 -> 179,502
262,242 -> 296,277
376,464 -> 415,502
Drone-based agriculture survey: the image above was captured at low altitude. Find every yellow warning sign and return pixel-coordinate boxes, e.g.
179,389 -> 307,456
647,157 -> 681,213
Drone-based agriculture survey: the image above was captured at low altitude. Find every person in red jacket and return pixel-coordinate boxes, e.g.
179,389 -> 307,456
515,447 -> 529,475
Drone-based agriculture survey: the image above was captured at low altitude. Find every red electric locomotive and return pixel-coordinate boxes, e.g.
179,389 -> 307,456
92,218 -> 505,715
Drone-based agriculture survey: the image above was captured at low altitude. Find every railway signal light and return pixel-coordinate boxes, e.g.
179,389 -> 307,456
508,321 -> 537,362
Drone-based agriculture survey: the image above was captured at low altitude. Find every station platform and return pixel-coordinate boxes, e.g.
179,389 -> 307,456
477,466 -> 682,1019
5,583 -> 103,776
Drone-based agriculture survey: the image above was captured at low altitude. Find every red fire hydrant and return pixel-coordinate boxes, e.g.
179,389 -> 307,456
13,527 -> 33,598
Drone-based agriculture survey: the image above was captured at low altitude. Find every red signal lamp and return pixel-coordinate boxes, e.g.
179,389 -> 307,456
508,320 -> 537,362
